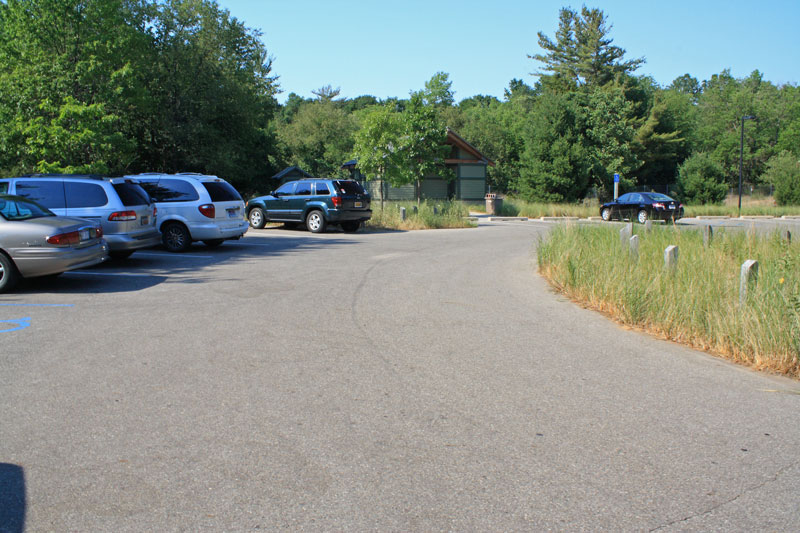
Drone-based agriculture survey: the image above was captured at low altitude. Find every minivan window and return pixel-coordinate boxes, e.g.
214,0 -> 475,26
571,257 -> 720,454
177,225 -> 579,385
334,181 -> 365,195
15,180 -> 66,209
65,182 -> 108,208
113,182 -> 151,206
202,181 -> 242,202
295,183 -> 312,196
139,179 -> 199,202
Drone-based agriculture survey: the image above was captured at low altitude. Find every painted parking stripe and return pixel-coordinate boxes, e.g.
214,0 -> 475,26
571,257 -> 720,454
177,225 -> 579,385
0,303 -> 74,307
62,271 -> 156,277
134,252 -> 214,259
0,317 -> 31,333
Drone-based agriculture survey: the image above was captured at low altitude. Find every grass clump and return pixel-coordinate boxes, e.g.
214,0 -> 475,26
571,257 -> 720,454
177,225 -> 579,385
538,224 -> 800,377
366,201 -> 474,230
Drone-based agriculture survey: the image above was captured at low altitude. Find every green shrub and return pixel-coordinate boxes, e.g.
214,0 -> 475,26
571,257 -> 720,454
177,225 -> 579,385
676,153 -> 728,204
764,151 -> 800,206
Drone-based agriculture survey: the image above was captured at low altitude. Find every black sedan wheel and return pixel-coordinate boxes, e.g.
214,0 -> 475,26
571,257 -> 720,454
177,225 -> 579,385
601,208 -> 612,221
637,209 -> 649,224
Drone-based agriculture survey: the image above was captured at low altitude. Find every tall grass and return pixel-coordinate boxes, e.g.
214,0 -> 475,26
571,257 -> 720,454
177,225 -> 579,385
538,224 -> 800,377
366,201 -> 474,230
484,197 -> 599,218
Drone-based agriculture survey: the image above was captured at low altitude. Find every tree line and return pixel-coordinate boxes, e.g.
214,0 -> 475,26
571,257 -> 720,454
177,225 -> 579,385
1,2 -> 799,204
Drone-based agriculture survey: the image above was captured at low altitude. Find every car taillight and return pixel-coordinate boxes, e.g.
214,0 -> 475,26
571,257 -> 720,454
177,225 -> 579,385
331,195 -> 342,208
198,204 -> 215,218
95,225 -> 103,238
47,231 -> 81,246
153,205 -> 157,217
109,210 -> 137,221
653,202 -> 665,209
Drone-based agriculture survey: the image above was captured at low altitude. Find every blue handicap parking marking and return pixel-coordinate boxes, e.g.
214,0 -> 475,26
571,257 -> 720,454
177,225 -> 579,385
0,317 -> 31,333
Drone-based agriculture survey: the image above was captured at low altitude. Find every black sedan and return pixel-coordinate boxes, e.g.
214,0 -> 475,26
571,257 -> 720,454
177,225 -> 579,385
600,192 -> 684,223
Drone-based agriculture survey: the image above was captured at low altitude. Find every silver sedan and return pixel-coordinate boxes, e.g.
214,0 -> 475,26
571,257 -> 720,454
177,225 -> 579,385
0,195 -> 109,292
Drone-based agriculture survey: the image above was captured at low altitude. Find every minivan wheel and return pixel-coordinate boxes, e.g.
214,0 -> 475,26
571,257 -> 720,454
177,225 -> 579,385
248,207 -> 266,229
0,252 -> 21,293
637,209 -> 649,224
306,210 -> 326,233
341,221 -> 361,233
162,222 -> 191,252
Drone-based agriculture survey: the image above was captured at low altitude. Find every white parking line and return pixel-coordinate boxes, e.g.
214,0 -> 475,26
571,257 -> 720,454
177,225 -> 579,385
63,271 -> 156,277
135,252 -> 214,259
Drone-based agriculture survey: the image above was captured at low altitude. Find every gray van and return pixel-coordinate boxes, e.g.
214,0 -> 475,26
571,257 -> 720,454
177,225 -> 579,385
0,175 -> 161,258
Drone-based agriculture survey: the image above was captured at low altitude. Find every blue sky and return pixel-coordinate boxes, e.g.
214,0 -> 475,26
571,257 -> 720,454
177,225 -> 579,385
217,0 -> 800,103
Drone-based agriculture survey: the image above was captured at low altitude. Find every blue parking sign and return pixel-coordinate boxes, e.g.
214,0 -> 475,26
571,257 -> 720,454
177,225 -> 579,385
614,173 -> 620,183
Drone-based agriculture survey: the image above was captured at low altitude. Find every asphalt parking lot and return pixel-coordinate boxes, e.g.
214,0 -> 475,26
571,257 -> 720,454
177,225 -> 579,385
3,221 -> 800,531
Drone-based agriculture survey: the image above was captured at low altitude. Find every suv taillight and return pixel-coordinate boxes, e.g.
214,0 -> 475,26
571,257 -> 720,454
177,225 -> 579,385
331,195 -> 342,208
198,204 -> 215,218
108,210 -> 137,221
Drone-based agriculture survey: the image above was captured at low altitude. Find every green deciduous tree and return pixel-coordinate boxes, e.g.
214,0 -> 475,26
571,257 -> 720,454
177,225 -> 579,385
675,152 -> 728,204
764,151 -> 800,205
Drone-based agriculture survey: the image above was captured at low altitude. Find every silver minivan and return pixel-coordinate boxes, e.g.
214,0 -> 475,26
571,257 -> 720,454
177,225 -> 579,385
0,175 -> 160,259
126,173 -> 248,252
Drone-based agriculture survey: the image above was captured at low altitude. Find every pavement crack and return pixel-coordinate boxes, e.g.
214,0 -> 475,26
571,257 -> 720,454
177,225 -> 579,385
649,460 -> 800,531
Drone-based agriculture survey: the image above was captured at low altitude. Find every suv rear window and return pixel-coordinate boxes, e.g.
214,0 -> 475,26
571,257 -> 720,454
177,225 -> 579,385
113,182 -> 151,206
334,181 -> 365,195
66,182 -> 109,208
140,179 -> 200,202
202,181 -> 242,202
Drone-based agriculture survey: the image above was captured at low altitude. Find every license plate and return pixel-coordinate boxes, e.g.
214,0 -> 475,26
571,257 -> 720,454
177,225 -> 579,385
354,202 -> 362,208
668,204 -> 675,209
227,208 -> 239,218
141,215 -> 149,225
79,229 -> 90,241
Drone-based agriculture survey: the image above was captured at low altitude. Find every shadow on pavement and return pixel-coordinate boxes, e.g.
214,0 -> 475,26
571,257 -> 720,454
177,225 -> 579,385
0,463 -> 25,533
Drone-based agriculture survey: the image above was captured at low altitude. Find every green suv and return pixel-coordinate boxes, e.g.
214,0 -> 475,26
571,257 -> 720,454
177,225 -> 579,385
246,179 -> 371,233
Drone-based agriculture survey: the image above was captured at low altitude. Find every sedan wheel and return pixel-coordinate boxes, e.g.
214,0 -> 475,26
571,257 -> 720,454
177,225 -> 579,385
162,222 -> 191,252
0,253 -> 20,293
248,207 -> 266,229
305,210 -> 326,233
601,208 -> 612,221
637,209 -> 649,224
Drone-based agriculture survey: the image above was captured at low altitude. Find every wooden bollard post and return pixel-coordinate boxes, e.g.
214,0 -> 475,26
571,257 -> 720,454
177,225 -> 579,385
664,245 -> 678,271
739,260 -> 759,304
629,234 -> 639,261
781,228 -> 791,243
433,206 -> 438,215
644,220 -> 653,233
400,207 -> 406,221
412,205 -> 418,215
703,225 -> 713,248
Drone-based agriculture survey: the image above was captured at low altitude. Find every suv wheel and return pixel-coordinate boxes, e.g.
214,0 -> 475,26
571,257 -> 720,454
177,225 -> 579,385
162,222 -> 192,252
248,207 -> 266,229
305,210 -> 326,233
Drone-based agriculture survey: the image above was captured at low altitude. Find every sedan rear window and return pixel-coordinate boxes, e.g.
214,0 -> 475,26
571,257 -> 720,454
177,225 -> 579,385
139,179 -> 200,202
0,196 -> 55,220
113,182 -> 151,206
202,181 -> 242,202
648,193 -> 675,202
334,181 -> 365,195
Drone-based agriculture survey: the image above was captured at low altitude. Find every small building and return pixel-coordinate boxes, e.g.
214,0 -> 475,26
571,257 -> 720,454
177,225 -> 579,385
342,128 -> 494,202
272,166 -> 314,186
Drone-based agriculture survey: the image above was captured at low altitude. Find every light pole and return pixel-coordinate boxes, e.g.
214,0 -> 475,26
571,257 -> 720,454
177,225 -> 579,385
738,115 -> 756,216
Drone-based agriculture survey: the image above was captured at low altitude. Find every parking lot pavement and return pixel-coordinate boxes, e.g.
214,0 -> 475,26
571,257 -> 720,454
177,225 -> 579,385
3,224 -> 800,531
